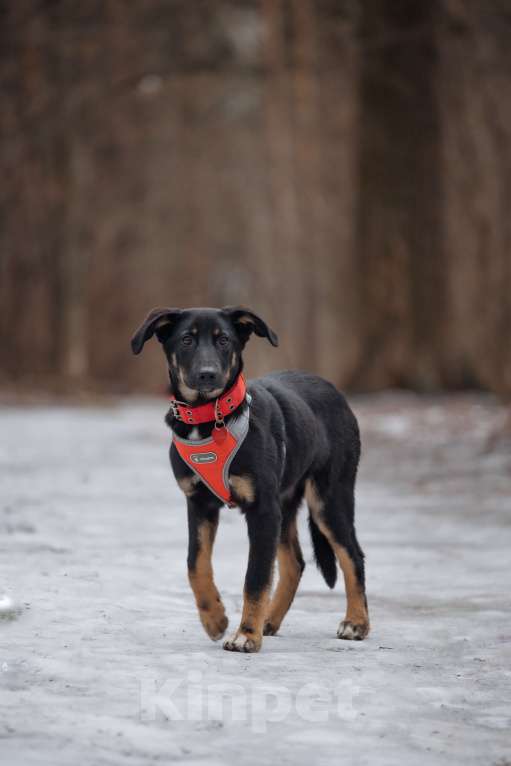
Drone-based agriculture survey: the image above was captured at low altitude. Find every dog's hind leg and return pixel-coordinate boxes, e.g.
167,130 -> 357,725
263,492 -> 305,636
187,498 -> 228,641
306,477 -> 369,640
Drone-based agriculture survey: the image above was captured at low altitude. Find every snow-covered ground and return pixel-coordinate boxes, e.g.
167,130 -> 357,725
1,393 -> 510,765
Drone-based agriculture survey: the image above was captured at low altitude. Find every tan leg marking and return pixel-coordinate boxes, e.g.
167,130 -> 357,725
304,479 -> 322,515
177,475 -> 199,497
333,545 -> 369,639
264,519 -> 303,635
188,521 -> 228,641
223,585 -> 271,653
229,475 -> 255,504
306,480 -> 370,640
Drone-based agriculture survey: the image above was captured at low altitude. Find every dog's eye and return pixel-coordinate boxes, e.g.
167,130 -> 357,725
217,334 -> 230,347
181,335 -> 194,346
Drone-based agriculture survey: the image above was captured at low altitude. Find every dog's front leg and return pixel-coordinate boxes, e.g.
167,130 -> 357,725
223,496 -> 280,653
187,498 -> 228,642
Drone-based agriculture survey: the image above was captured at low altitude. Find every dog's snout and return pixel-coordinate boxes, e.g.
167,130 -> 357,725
197,368 -> 220,386
188,361 -> 224,393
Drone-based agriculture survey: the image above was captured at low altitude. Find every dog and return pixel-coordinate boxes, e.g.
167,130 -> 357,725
131,306 -> 369,652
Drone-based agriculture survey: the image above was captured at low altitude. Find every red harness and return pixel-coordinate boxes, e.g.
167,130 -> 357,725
170,375 -> 250,506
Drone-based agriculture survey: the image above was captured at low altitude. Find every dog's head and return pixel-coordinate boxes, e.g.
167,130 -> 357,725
131,306 -> 278,402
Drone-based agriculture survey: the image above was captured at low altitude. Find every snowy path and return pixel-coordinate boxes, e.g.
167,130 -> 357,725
1,394 -> 510,765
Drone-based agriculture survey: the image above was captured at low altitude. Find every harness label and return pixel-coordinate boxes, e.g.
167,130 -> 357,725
190,452 -> 217,464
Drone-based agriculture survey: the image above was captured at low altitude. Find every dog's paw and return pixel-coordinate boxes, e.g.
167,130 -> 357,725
337,620 -> 369,641
223,631 -> 262,653
201,612 -> 228,641
263,620 -> 278,636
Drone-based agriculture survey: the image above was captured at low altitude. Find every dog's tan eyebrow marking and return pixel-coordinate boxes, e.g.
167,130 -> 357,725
190,327 -> 198,335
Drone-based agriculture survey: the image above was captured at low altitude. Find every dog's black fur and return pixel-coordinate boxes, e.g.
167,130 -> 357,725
131,306 -> 369,652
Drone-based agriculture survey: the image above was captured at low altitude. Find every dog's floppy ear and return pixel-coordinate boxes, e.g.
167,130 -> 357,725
222,306 -> 278,347
131,308 -> 182,355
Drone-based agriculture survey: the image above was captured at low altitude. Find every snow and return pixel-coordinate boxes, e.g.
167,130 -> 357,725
1,393 -> 510,765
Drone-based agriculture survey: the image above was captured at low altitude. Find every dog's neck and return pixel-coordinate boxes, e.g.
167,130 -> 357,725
165,362 -> 245,438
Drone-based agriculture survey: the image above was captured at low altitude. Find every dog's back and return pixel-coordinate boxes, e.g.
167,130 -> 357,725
252,370 -> 360,484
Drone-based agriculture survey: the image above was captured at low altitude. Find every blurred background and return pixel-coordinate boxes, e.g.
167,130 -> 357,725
1,0 -> 510,396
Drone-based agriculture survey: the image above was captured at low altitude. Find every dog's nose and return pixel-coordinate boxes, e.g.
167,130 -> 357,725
197,368 -> 220,386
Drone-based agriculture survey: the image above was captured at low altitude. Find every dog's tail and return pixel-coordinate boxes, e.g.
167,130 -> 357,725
308,514 -> 337,589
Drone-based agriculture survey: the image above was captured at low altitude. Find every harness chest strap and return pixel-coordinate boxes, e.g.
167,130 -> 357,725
171,385 -> 251,506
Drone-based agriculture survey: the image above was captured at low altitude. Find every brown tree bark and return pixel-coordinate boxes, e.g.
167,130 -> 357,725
438,0 -> 511,397
0,4 -> 67,382
0,0 -> 509,397
354,0 -> 446,391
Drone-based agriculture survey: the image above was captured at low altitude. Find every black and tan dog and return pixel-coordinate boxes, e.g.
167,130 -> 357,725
131,306 -> 369,652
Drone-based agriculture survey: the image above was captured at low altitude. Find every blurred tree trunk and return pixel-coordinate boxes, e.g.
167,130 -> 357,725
289,0 -> 360,384
354,0 -> 446,390
259,0 -> 360,381
354,0 -> 511,394
0,4 -> 67,382
438,0 -> 511,397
